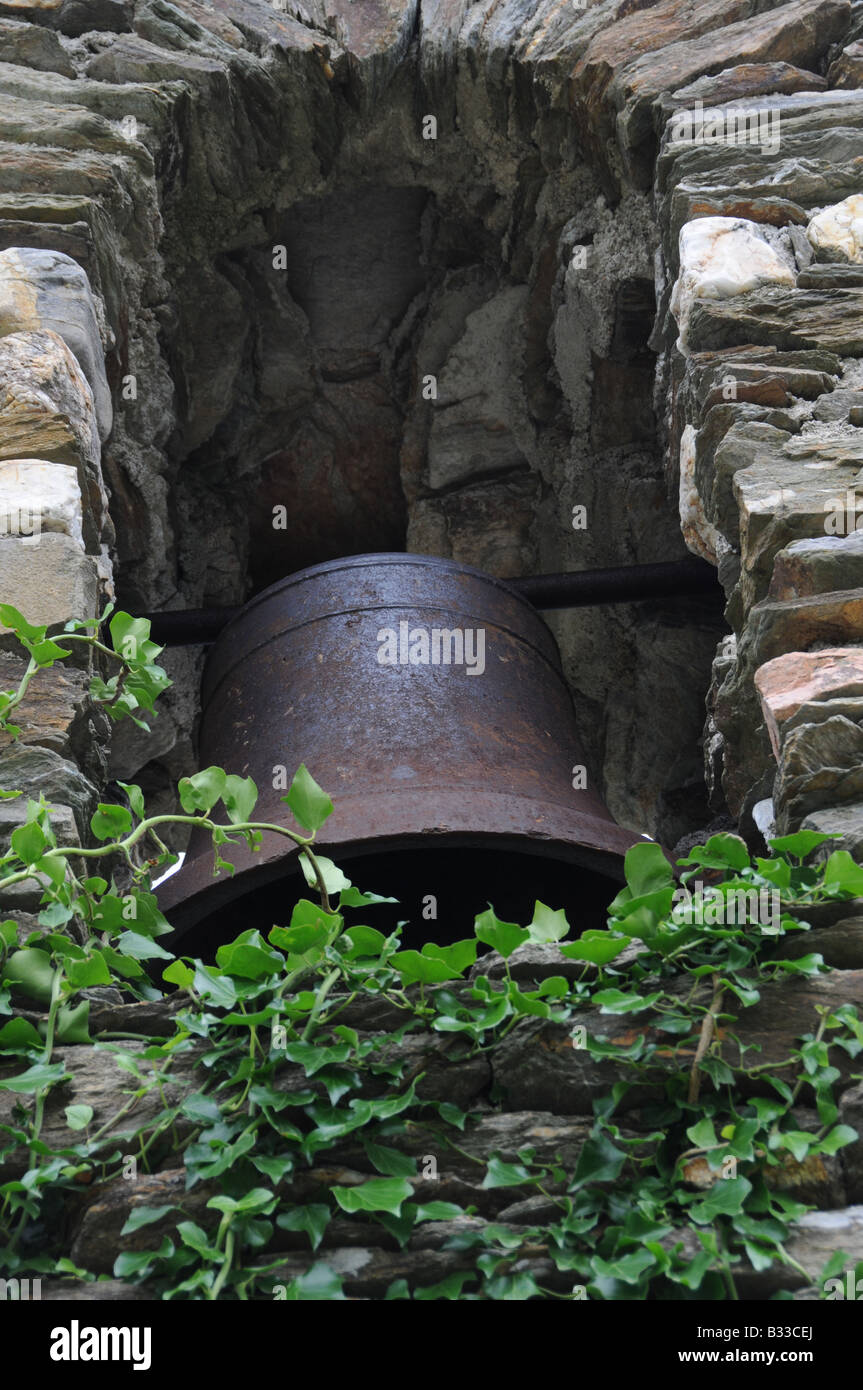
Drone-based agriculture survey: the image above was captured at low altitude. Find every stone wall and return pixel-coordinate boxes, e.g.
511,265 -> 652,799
4,0 -> 863,1296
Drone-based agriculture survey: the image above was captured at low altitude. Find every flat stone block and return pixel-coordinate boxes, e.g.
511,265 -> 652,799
0,531 -> 97,630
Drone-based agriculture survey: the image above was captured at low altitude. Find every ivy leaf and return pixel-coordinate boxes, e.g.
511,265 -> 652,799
818,1124 -> 857,1156
561,932 -> 628,966
687,1176 -> 752,1222
528,901 -> 570,944
116,930 -> 172,961
3,947 -> 55,1004
821,850 -> 863,897
65,953 -> 113,990
677,833 -> 750,872
0,1017 -> 43,1049
10,820 -> 46,865
113,1238 -> 173,1279
481,1157 -> 534,1189
769,831 -> 834,859
117,781 -> 146,820
333,1178 -> 413,1216
623,841 -> 674,895
282,764 -> 333,832
221,774 -> 258,826
163,960 -> 195,989
592,987 -> 660,1015
572,1132 -> 627,1187
178,766 -> 227,816
363,1142 -> 418,1179
300,853 -> 351,896
390,950 -> 461,986
90,803 -> 133,842
276,1205 -> 330,1251
474,907 -> 529,959
421,939 -> 477,973
120,1204 -> 176,1235
0,1060 -> 69,1092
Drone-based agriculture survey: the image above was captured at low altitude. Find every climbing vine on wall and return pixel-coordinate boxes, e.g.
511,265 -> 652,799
0,608 -> 862,1299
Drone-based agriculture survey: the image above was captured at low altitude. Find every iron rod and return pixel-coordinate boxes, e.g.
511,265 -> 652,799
136,557 -> 720,646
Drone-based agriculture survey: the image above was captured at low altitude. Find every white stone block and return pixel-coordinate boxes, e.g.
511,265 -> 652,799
670,217 -> 795,350
0,459 -> 83,549
807,195 -> 863,265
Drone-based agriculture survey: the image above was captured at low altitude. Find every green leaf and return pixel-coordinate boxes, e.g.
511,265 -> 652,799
686,1118 -> 718,1150
677,833 -> 750,872
410,1202 -> 466,1223
391,949 -> 461,986
276,1205 -> 330,1251
3,948 -> 55,1004
0,1017 -> 43,1049
624,841 -> 674,894
769,830 -> 835,858
332,1178 -> 413,1216
207,1187 -> 276,1217
53,1001 -> 90,1044
282,764 -> 333,832
90,803 -> 133,842
340,886 -> 398,908
176,1222 -> 222,1261
178,766 -> 227,816
162,959 -> 194,989
192,963 -> 237,1008
341,925 -> 388,957
592,987 -> 659,1015
113,1237 -> 173,1279
66,952 -> 112,990
221,774 -> 258,826
481,1156 -> 534,1189
0,604 -> 45,643
421,939 -> 477,973
818,1124 -> 857,1156
561,932 -> 629,966
528,901 -> 570,943
117,781 -> 146,820
0,1060 -> 69,1093
64,1103 -> 95,1131
120,1204 -> 176,1235
300,853 -> 351,896
116,930 -> 173,961
688,1176 -> 752,1222
215,930 -> 281,981
821,850 -> 863,897
10,820 -> 46,865
474,907 -> 529,959
572,1132 -> 627,1187
364,1142 -> 418,1178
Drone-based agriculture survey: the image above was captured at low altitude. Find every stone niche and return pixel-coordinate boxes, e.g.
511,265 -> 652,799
0,0 -> 731,851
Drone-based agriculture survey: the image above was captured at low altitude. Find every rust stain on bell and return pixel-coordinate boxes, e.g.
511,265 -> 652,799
159,554 -> 641,949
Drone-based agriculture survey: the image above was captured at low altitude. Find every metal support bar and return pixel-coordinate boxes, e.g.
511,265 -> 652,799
137,556 -> 721,647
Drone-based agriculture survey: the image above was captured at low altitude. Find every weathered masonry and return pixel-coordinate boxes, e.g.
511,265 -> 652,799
4,0 -> 863,1296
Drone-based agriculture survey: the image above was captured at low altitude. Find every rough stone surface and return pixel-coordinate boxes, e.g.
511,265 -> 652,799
807,194 -> 863,264
0,248 -> 111,440
755,647 -> 863,757
0,457 -> 83,547
671,217 -> 796,350
0,531 -> 97,630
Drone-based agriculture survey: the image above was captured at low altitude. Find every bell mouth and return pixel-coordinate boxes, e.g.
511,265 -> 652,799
158,833 -> 630,959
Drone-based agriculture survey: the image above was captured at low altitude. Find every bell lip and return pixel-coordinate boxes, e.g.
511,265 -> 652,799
157,787 -> 644,939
